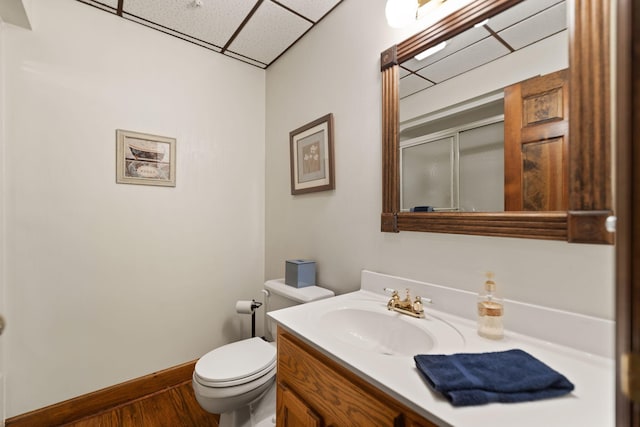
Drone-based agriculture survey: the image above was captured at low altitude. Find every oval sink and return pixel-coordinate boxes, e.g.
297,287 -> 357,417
319,308 -> 464,356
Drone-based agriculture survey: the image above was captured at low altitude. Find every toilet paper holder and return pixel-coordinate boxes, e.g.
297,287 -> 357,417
236,299 -> 263,338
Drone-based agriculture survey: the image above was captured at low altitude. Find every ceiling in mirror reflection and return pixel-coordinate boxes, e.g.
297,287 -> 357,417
399,0 -> 566,99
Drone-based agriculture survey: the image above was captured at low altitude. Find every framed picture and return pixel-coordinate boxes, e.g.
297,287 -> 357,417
116,129 -> 176,187
289,113 -> 335,195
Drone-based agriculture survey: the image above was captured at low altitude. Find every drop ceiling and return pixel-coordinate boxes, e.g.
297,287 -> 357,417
76,0 -> 343,69
400,0 -> 567,99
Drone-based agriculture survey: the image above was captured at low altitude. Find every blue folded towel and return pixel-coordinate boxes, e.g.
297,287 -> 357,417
414,349 -> 574,406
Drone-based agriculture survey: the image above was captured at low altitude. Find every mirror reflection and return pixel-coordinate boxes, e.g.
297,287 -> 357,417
398,0 -> 567,213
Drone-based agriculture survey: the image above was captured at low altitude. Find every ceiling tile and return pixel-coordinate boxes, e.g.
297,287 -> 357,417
122,0 -> 257,48
92,0 -> 118,7
400,74 -> 434,99
417,37 -> 509,83
123,13 -> 223,52
399,0 -> 566,99
498,3 -> 566,50
486,0 -> 564,32
401,58 -> 421,73
228,0 -> 312,65
275,0 -> 341,22
402,24 -> 488,72
78,0 -> 118,10
76,0 -> 343,69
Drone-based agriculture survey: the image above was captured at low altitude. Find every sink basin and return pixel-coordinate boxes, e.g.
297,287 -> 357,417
319,308 -> 464,356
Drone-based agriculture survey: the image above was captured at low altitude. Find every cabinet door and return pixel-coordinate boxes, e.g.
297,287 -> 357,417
278,330 -> 405,426
277,383 -> 323,427
504,69 -> 569,211
405,413 -> 438,427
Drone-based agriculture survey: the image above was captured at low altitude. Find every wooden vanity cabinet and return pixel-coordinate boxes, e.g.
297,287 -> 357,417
276,328 -> 438,427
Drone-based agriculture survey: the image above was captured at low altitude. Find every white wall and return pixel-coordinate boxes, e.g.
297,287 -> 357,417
265,0 -> 613,322
3,0 -> 265,417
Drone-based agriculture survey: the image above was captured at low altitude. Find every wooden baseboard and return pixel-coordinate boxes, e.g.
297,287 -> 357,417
5,360 -> 197,427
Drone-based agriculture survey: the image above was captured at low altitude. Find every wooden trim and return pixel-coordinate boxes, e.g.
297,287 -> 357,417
380,45 -> 398,71
396,0 -> 523,64
6,360 -> 197,427
381,64 -> 399,216
380,0 -> 613,244
567,0 -> 612,212
398,211 -> 567,240
381,212 -> 398,233
616,0 -> 638,423
567,210 -> 615,244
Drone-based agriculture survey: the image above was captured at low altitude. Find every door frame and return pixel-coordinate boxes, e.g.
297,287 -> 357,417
0,20 -> 6,425
616,0 -> 639,425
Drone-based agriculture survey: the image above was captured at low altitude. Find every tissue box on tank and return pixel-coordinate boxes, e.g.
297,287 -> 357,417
285,260 -> 316,288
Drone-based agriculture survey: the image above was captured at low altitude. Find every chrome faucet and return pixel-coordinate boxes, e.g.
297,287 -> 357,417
384,288 -> 430,318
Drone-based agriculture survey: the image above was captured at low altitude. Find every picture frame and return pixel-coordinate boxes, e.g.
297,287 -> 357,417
289,113 -> 335,195
116,129 -> 176,187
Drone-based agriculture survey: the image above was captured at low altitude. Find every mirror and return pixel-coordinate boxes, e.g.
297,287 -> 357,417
380,0 -> 613,244
399,0 -> 566,213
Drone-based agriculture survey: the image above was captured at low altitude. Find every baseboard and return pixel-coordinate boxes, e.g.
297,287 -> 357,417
5,359 -> 197,427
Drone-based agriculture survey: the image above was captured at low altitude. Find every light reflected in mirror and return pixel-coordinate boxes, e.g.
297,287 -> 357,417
398,0 -> 566,213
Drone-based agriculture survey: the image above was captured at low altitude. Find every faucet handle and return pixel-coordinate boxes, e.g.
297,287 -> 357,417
418,296 -> 433,304
385,288 -> 400,310
412,298 -> 424,315
383,287 -> 398,295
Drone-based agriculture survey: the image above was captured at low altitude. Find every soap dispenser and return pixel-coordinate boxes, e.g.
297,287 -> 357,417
477,272 -> 504,339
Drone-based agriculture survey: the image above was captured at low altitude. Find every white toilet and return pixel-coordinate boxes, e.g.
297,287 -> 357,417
193,279 -> 334,427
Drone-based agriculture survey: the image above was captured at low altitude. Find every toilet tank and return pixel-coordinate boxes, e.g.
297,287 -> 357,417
263,279 -> 334,340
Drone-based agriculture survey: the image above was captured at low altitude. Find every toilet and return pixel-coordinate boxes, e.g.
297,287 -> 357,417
193,279 -> 334,427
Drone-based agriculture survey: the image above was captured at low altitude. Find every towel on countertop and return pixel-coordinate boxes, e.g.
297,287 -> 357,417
414,349 -> 574,406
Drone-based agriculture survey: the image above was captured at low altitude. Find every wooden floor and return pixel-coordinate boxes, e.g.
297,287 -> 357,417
63,381 -> 220,427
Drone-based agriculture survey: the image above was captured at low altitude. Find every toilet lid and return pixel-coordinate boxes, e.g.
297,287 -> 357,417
195,337 -> 276,387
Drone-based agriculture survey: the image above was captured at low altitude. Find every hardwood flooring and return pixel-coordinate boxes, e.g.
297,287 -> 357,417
63,381 -> 219,427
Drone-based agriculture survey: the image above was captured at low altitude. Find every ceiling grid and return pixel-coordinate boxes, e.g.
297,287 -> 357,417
399,0 -> 567,99
75,0 -> 342,69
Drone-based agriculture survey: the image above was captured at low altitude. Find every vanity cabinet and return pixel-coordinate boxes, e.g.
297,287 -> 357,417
276,328 -> 438,427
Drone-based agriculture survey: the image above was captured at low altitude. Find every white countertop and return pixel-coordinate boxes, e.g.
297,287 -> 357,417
269,286 -> 614,427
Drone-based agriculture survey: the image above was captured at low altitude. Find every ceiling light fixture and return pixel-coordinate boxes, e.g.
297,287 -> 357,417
416,0 -> 446,20
385,0 -> 416,29
385,0 -> 447,28
414,41 -> 447,60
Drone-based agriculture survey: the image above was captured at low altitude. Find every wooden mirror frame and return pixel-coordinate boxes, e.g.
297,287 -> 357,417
381,0 -> 613,244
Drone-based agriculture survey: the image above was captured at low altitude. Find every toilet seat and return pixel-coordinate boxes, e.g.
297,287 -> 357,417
194,337 -> 276,388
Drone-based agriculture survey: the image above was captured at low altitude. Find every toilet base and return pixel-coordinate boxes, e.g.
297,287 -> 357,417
218,383 -> 276,427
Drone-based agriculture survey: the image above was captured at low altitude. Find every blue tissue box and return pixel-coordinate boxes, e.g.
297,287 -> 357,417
285,260 -> 316,288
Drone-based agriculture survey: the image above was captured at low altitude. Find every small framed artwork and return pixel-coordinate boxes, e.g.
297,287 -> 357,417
289,113 -> 335,195
116,129 -> 176,187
